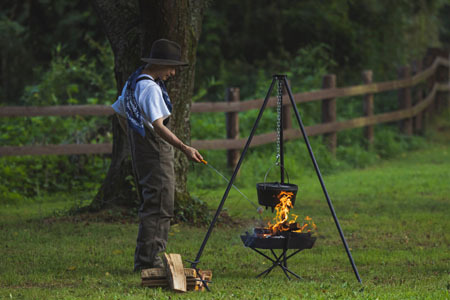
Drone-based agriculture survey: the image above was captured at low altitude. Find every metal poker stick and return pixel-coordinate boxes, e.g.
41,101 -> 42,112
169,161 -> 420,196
190,75 -> 362,285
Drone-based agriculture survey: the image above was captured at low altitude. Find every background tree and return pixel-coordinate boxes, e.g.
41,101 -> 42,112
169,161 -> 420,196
89,0 -> 208,219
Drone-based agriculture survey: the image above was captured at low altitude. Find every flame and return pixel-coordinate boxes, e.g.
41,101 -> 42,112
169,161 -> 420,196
265,191 -> 316,235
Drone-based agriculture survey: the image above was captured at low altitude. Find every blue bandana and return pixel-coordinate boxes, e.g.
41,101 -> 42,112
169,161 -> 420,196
156,79 -> 173,113
125,66 -> 172,137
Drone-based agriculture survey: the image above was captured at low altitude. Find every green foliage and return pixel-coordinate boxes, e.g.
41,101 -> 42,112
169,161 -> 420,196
0,41 -> 115,203
1,40 -> 115,143
21,37 -> 116,107
0,1 -> 106,102
196,0 -> 449,93
0,155 -> 109,204
190,112 -> 226,140
174,195 -> 210,225
373,126 -> 426,159
191,43 -> 334,141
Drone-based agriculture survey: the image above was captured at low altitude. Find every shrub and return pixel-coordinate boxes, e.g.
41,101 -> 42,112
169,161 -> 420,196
0,40 -> 115,203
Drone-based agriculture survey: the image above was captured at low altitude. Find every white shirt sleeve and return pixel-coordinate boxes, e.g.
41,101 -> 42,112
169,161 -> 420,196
135,79 -> 171,125
111,81 -> 128,117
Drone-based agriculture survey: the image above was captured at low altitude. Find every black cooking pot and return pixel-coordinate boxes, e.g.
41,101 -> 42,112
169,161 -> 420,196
256,182 -> 298,208
256,164 -> 298,209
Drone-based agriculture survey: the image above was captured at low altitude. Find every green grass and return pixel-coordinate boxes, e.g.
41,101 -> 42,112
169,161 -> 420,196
1,125 -> 449,299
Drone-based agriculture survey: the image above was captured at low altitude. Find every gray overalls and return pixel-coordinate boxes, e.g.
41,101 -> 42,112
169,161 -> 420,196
117,104 -> 175,270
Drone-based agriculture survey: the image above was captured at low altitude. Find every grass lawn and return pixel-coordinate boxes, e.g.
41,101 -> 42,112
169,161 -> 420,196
1,128 -> 449,299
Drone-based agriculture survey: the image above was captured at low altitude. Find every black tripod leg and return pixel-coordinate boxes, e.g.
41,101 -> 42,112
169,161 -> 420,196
282,77 -> 363,284
190,78 -> 277,272
185,261 -> 211,291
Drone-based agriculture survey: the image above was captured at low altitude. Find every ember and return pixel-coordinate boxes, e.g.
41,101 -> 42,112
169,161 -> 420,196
265,191 -> 316,236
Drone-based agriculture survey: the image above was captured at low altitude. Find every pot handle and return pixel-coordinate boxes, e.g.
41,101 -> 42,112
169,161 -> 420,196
263,163 -> 290,185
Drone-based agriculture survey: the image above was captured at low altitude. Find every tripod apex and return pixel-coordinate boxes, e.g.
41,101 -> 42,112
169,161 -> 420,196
273,74 -> 288,79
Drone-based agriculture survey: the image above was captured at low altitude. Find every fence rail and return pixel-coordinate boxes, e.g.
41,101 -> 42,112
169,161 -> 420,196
0,143 -> 112,156
1,49 -> 449,158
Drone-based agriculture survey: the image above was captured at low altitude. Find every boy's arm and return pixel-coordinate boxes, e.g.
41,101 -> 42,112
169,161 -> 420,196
152,118 -> 203,163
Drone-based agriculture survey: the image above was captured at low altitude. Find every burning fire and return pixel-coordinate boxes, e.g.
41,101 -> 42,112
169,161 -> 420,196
266,191 -> 316,235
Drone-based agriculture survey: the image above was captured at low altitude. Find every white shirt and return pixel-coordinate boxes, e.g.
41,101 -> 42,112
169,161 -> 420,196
111,74 -> 171,129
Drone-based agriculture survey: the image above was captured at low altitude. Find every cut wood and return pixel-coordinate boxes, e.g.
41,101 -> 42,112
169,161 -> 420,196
141,268 -> 196,279
142,278 -> 197,287
163,253 -> 187,292
141,268 -> 213,292
196,269 -> 213,291
198,269 -> 213,281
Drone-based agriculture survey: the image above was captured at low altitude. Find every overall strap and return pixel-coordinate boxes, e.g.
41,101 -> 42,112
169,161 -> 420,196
136,76 -> 153,83
135,76 -> 171,126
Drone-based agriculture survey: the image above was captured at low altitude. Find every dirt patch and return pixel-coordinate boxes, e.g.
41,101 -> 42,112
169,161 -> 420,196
214,211 -> 268,229
215,210 -> 245,227
43,208 -> 138,225
42,207 -> 254,228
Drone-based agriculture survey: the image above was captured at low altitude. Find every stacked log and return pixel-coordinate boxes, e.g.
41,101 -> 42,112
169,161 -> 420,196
141,253 -> 212,292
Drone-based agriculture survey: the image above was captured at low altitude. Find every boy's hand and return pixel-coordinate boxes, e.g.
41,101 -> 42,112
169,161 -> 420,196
182,145 -> 203,163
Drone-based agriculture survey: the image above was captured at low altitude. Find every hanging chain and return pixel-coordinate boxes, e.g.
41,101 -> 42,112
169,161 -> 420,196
276,78 -> 282,164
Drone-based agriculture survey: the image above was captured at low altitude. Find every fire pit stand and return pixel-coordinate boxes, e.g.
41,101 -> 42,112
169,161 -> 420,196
190,75 -> 362,288
241,231 -> 316,280
251,248 -> 302,280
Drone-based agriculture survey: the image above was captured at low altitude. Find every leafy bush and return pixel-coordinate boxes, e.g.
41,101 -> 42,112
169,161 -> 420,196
21,38 -> 115,107
0,155 -> 109,204
0,40 -> 115,204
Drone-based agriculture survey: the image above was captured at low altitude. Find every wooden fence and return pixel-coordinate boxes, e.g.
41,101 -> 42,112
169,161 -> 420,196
1,49 -> 449,164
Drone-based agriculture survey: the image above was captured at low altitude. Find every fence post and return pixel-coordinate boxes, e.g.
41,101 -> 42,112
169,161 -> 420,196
446,53 -> 450,108
226,87 -> 240,171
436,51 -> 450,110
282,79 -> 292,130
447,53 -> 450,108
423,49 -> 438,123
321,74 -> 337,154
398,66 -> 413,135
412,60 -> 424,134
362,70 -> 374,148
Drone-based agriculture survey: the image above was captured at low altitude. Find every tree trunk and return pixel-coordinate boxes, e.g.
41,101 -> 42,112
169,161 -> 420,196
89,0 -> 206,218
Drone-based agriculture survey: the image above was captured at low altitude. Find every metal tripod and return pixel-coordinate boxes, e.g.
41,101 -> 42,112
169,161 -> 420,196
190,75 -> 362,287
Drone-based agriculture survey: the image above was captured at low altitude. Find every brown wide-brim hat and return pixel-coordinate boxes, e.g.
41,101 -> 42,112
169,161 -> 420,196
141,39 -> 188,66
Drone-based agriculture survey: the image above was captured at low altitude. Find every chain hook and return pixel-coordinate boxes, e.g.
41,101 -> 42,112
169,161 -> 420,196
276,78 -> 282,164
